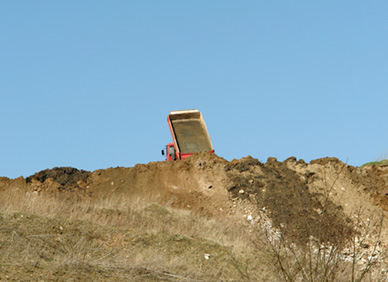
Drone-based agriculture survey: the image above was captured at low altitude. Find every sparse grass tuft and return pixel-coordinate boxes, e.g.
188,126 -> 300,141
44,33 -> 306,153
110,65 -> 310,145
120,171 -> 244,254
362,159 -> 388,166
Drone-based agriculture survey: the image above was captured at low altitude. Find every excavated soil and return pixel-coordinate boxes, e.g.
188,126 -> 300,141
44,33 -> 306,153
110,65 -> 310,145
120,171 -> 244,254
2,152 -> 388,246
25,167 -> 91,192
226,156 -> 353,245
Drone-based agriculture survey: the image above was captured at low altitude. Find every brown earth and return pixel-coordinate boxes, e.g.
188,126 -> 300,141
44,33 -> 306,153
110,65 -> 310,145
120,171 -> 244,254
0,153 -> 388,240
1,152 -> 388,280
4,153 -> 388,242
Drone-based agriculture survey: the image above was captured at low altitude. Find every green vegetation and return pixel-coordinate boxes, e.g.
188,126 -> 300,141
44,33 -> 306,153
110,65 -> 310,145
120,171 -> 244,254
362,159 -> 388,166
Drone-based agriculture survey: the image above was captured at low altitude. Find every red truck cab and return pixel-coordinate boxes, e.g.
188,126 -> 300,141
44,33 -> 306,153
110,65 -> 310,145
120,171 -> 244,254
164,142 -> 177,161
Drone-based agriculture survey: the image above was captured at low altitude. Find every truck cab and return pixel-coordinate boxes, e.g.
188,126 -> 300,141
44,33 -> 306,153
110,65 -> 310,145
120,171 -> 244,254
162,142 -> 177,161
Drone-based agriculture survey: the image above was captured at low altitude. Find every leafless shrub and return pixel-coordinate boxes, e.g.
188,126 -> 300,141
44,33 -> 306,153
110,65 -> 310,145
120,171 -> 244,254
254,207 -> 385,282
252,162 -> 387,282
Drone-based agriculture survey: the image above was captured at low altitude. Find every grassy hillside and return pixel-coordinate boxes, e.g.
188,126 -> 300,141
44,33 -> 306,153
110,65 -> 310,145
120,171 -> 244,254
0,189 -> 272,281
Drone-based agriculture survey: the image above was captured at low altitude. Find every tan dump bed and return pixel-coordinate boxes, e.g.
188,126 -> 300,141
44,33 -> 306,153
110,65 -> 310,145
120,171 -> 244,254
168,109 -> 213,154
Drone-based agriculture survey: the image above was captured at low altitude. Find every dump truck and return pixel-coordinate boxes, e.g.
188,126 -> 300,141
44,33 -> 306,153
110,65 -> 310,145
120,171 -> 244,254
162,109 -> 214,161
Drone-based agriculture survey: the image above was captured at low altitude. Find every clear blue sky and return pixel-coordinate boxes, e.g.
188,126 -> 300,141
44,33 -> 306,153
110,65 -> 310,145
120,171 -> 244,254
1,1 -> 387,178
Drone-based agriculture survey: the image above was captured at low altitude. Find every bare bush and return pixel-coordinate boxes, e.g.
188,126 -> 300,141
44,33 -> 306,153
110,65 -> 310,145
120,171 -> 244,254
255,207 -> 385,282
252,162 -> 387,282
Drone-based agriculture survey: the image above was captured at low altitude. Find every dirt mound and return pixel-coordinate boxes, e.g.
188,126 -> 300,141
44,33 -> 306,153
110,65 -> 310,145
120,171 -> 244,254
87,152 -> 231,217
2,153 -> 388,246
75,153 -> 387,245
302,158 -> 388,213
25,167 -> 91,192
358,164 -> 388,210
226,156 -> 353,245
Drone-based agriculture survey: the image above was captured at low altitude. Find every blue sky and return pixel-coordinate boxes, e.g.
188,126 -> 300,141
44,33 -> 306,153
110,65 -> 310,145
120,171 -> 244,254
1,1 -> 387,178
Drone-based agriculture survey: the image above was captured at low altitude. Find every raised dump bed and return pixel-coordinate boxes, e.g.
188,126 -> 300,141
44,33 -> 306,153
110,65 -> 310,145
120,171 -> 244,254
164,109 -> 214,160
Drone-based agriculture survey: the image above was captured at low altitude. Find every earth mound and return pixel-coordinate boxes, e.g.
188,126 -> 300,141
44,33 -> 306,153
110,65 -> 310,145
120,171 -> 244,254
225,156 -> 353,245
4,152 -> 386,246
25,167 -> 91,192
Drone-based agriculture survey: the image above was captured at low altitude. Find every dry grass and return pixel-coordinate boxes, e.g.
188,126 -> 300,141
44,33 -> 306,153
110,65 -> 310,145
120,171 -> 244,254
0,188 -> 247,246
0,187 -> 273,281
2,179 -> 386,281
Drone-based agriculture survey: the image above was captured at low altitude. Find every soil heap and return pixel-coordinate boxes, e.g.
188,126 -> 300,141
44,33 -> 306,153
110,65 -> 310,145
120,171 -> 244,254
2,152 -> 387,245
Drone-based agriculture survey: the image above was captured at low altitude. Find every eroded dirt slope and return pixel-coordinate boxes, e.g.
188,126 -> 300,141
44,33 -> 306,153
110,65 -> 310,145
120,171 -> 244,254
2,152 -> 388,245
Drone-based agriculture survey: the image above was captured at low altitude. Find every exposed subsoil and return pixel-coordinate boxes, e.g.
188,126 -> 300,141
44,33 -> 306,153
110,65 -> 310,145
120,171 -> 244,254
2,152 -> 388,246
226,156 -> 353,244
